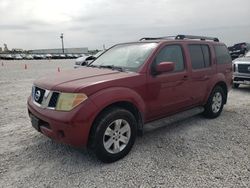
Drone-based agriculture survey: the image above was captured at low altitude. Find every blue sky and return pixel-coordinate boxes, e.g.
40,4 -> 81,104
0,0 -> 250,50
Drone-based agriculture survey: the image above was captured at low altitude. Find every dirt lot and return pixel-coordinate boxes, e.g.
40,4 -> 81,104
0,60 -> 249,188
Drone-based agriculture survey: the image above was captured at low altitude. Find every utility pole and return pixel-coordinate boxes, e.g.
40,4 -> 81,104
60,33 -> 64,54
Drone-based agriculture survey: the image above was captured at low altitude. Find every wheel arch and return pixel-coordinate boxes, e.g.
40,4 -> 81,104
87,100 -> 143,148
87,87 -> 146,148
208,81 -> 228,104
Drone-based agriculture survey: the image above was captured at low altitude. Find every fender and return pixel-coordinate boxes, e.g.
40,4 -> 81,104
203,73 -> 228,104
88,87 -> 146,122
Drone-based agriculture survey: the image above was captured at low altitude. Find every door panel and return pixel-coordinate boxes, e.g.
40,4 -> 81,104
146,44 -> 193,120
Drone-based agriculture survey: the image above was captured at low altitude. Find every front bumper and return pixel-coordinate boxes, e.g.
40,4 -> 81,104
233,73 -> 250,85
27,96 -> 98,147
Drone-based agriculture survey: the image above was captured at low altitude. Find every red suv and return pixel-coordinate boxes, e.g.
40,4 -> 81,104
28,35 -> 232,162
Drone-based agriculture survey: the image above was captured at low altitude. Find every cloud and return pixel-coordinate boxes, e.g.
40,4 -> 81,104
0,0 -> 250,49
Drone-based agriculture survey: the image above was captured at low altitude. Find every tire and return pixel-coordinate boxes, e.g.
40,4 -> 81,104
203,86 -> 225,119
233,83 -> 240,88
90,107 -> 137,163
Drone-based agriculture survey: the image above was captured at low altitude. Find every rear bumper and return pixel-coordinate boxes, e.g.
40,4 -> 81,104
27,96 -> 98,147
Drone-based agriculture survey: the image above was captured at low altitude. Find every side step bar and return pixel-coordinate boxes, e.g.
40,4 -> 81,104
144,106 -> 204,132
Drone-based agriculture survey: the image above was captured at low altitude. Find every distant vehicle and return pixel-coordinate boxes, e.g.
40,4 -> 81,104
14,54 -> 23,60
232,51 -> 250,88
66,54 -> 74,59
3,54 -> 14,60
45,54 -> 52,59
74,55 -> 89,68
228,42 -> 250,60
25,54 -> 33,60
0,54 -> 5,60
33,54 -> 45,60
59,54 -> 66,59
74,51 -> 104,68
73,54 -> 80,58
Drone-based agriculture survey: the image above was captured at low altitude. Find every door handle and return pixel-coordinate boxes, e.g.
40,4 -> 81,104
182,75 -> 188,80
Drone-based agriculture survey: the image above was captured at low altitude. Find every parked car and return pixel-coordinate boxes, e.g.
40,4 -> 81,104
2,54 -> 14,60
74,51 -> 104,68
74,54 -> 90,68
33,54 -> 45,59
13,54 -> 23,60
232,51 -> 250,88
66,54 -> 74,59
28,35 -> 232,162
25,54 -> 34,60
228,42 -> 250,60
45,54 -> 52,59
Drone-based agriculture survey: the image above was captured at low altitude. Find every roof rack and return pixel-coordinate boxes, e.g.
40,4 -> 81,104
139,36 -> 175,41
175,35 -> 219,42
139,35 -> 219,42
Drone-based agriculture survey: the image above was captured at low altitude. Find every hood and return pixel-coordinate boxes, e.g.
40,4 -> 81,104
34,67 -> 133,92
233,57 -> 250,64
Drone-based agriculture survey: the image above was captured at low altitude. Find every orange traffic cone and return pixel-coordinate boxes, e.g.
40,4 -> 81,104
57,67 -> 60,72
25,64 -> 27,69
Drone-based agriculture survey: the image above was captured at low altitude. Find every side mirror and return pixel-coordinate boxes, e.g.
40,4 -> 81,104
156,62 -> 175,74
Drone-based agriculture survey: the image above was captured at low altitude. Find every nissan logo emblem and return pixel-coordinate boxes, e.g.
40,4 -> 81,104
34,90 -> 41,101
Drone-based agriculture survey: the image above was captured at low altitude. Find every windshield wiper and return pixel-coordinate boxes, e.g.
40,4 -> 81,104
99,65 -> 124,72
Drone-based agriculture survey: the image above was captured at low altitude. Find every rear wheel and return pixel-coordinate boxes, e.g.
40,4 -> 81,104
91,107 -> 137,163
203,86 -> 225,118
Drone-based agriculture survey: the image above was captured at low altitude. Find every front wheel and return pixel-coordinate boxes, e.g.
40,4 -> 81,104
203,86 -> 225,118
91,108 -> 137,163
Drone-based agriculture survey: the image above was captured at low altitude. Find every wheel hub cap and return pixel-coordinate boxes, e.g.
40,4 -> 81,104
103,119 -> 131,154
212,92 -> 222,113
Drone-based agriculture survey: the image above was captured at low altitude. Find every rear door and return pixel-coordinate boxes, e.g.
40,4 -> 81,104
186,43 -> 214,104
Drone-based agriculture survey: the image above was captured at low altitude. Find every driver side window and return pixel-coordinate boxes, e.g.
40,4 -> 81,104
155,45 -> 185,72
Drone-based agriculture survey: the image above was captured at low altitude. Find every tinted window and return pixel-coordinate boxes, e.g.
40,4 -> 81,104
201,45 -> 211,67
188,44 -> 211,69
155,45 -> 184,72
214,45 -> 232,64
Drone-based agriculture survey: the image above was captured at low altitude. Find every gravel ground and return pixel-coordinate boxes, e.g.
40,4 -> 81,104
0,60 -> 249,188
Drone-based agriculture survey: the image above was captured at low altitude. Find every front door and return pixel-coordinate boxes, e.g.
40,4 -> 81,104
146,44 -> 192,121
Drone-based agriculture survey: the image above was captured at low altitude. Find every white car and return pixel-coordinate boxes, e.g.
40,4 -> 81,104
74,51 -> 104,68
232,51 -> 250,88
74,54 -> 90,68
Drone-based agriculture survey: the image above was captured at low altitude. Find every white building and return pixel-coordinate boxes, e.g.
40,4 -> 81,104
30,47 -> 88,54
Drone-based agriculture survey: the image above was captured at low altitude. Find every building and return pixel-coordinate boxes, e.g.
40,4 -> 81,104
29,47 -> 88,54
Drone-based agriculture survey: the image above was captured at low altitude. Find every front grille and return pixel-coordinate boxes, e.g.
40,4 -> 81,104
32,86 -> 60,109
32,86 -> 46,104
238,64 -> 250,74
234,77 -> 250,82
48,92 -> 60,108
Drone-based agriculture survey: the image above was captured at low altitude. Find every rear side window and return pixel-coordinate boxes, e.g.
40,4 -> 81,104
214,45 -> 231,64
188,44 -> 211,69
155,45 -> 184,72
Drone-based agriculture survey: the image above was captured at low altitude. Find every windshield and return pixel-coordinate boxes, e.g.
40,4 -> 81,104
90,43 -> 157,72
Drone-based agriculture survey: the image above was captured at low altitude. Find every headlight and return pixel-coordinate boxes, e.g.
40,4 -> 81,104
56,93 -> 88,111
